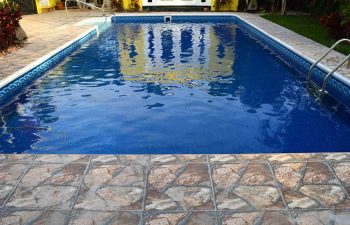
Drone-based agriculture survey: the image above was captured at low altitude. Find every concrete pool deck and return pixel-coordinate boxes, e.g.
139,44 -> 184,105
0,10 -> 350,224
0,153 -> 350,224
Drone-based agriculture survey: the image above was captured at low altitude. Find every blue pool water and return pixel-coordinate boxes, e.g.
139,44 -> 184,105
1,23 -> 350,154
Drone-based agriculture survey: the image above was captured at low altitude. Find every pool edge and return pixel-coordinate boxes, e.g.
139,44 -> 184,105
0,26 -> 99,105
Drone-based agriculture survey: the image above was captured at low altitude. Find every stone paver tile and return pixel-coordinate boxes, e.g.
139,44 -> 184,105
234,154 -> 267,162
291,209 -> 350,225
148,163 -> 210,191
144,212 -> 217,225
220,212 -> 260,225
273,162 -> 350,209
6,185 -> 77,209
292,210 -> 334,225
0,185 -> 15,206
92,155 -> 149,165
144,212 -> 186,225
212,164 -> 245,189
117,155 -> 149,165
145,187 -> 213,211
224,185 -> 284,210
209,154 -> 266,163
35,155 -> 90,164
150,155 -> 179,164
332,162 -> 350,186
220,211 -> 292,225
19,163 -> 86,188
75,164 -> 146,210
0,163 -> 29,186
302,162 -> 335,184
239,163 -> 275,185
0,155 -> 34,163
333,209 -> 350,225
212,163 -> 283,210
184,212 -> 217,225
0,210 -> 69,225
75,186 -> 144,210
267,153 -> 323,162
324,153 -> 350,162
146,164 -> 213,211
260,211 -> 292,225
177,155 -> 207,162
0,163 -> 29,205
209,155 -> 237,163
151,155 -> 207,164
331,161 -> 350,198
83,164 -> 146,188
69,211 -> 141,225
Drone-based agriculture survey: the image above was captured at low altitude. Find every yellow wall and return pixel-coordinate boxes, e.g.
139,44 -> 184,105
35,0 -> 42,13
211,0 -> 238,11
36,0 -> 56,13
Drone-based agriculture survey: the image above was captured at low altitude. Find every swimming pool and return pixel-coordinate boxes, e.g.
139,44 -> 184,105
1,15 -> 350,154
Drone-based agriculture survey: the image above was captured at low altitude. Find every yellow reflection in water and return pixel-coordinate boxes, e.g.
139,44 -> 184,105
116,23 -> 236,84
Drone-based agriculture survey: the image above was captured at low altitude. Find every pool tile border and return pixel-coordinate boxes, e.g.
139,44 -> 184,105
0,26 -> 99,105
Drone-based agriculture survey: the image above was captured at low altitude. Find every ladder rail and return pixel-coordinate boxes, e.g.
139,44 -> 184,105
65,0 -> 107,20
320,53 -> 350,93
307,38 -> 350,85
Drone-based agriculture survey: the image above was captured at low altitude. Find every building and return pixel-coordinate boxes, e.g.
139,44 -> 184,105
15,0 -> 239,14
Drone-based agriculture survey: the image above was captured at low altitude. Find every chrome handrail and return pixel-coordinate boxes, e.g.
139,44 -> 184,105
320,53 -> 350,93
65,0 -> 106,19
307,39 -> 350,86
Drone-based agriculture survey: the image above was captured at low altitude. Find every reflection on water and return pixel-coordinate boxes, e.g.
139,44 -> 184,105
117,24 -> 236,84
0,23 -> 350,153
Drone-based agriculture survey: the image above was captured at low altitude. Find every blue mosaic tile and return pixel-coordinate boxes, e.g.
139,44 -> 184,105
0,29 -> 97,105
111,15 -> 236,24
111,16 -> 164,23
171,15 -> 235,23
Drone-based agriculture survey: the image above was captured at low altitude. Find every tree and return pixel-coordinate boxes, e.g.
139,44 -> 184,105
281,0 -> 286,15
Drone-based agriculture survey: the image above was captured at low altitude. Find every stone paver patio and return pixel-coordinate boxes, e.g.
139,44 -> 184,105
0,154 -> 350,224
1,10 -> 350,225
0,10 -> 102,80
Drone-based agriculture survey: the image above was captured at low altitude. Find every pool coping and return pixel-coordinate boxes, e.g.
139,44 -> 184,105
0,25 -> 100,105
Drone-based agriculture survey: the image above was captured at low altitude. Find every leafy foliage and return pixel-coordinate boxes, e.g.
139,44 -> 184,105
129,0 -> 140,12
111,0 -> 124,12
317,0 -> 350,38
111,0 -> 140,12
213,0 -> 234,11
0,0 -> 22,51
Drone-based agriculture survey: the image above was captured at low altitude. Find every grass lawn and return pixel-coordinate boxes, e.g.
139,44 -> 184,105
261,14 -> 350,55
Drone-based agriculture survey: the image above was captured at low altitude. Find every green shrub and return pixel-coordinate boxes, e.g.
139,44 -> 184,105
0,0 -> 22,51
111,0 -> 124,12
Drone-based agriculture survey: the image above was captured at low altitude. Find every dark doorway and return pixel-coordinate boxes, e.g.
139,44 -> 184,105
14,0 -> 37,14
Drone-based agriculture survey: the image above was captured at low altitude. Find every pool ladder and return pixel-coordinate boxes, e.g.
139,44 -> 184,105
65,0 -> 108,22
307,38 -> 350,98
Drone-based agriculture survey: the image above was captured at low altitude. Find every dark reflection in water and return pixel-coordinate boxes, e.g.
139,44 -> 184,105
1,23 -> 350,154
